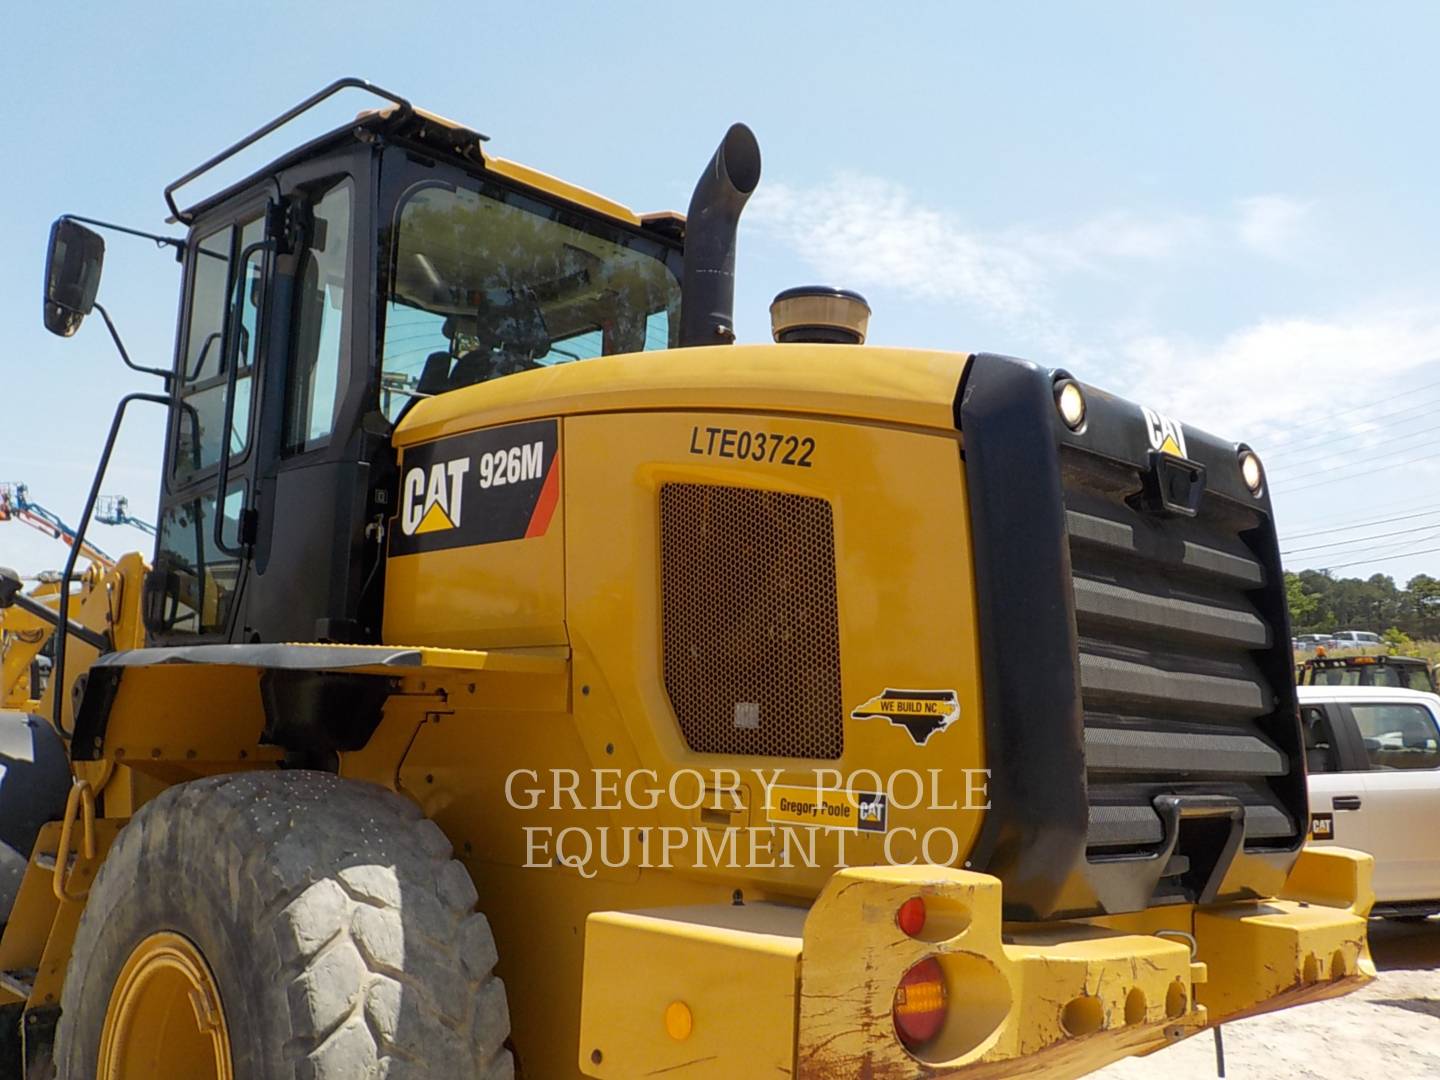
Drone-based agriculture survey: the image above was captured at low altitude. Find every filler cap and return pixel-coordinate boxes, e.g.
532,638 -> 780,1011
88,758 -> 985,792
769,286 -> 870,344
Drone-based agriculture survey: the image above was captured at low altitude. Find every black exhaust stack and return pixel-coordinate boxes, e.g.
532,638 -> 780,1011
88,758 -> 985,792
679,124 -> 761,347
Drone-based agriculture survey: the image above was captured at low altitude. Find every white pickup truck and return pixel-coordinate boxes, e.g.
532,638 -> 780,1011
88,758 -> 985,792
1301,684 -> 1440,918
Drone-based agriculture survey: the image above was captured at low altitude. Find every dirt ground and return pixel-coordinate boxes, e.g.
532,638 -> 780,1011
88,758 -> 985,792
1092,919 -> 1440,1079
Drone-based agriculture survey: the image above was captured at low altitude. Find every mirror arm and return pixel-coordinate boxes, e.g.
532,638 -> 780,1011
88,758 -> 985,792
61,215 -> 184,262
91,302 -> 173,388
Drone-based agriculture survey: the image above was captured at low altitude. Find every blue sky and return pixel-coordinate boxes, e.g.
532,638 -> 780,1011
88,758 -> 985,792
5,2 -> 1440,590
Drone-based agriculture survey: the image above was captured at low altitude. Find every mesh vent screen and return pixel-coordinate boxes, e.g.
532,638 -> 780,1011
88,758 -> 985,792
659,483 -> 843,759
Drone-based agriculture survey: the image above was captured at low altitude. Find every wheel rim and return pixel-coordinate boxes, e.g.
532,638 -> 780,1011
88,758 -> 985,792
97,931 -> 233,1080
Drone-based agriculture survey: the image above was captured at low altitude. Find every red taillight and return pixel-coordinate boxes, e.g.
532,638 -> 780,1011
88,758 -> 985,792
893,956 -> 947,1050
897,896 -> 926,937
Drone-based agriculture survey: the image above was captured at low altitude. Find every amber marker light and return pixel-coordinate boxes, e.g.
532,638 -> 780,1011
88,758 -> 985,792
664,1001 -> 693,1041
893,957 -> 947,1050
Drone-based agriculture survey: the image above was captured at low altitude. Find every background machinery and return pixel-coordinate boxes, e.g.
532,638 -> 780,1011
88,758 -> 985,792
0,483 -> 112,714
0,484 -> 113,569
93,496 -> 156,537
0,79 -> 1377,1079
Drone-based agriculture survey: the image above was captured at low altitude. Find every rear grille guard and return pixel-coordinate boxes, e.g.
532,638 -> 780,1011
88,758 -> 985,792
957,354 -> 1303,921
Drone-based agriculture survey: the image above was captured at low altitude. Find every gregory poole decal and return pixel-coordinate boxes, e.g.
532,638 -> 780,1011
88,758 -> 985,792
765,784 -> 888,833
850,689 -> 960,746
391,419 -> 559,555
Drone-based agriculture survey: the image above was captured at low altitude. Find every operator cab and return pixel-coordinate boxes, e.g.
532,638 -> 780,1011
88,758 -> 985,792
1298,654 -> 1437,693
44,81 -> 707,649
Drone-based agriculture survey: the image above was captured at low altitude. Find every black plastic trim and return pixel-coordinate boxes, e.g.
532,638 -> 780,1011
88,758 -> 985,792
956,354 -> 1089,918
259,668 -> 391,765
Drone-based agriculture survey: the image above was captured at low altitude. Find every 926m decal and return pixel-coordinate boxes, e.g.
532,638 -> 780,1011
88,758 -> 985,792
390,419 -> 559,556
688,425 -> 815,468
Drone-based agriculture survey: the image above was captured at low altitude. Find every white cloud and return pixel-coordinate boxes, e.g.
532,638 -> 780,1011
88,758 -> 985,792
749,176 -> 1220,322
751,173 -> 1440,575
1118,309 -> 1440,452
1020,210 -> 1214,269
748,176 -> 1044,319
1048,211 -> 1215,264
752,171 -> 1433,472
1235,195 -> 1315,260
750,174 -> 1314,325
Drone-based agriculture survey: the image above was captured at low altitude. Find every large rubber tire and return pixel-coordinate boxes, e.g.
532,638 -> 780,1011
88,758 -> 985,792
55,771 -> 514,1079
0,711 -> 71,924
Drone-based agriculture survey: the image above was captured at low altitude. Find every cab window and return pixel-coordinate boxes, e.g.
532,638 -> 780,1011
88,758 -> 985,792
173,215 -> 263,484
1301,707 -> 1339,773
149,489 -> 245,636
1350,703 -> 1440,770
1398,668 -> 1435,692
378,178 -> 681,421
284,179 -> 354,453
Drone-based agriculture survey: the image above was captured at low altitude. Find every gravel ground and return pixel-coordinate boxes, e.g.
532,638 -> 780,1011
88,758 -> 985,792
1092,919 -> 1440,1079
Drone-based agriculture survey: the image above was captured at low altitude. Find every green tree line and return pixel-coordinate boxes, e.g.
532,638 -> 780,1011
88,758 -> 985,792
1285,569 -> 1440,639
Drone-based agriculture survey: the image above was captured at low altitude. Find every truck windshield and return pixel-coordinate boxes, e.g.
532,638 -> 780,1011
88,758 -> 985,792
379,179 -> 681,420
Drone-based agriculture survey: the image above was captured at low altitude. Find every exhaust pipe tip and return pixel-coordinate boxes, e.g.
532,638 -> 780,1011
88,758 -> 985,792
715,123 -> 761,197
679,124 -> 762,347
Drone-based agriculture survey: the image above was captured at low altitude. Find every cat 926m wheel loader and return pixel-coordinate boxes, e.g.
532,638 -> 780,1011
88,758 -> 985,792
0,78 -> 1374,1078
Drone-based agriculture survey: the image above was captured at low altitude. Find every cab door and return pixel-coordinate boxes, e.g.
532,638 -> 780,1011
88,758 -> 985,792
147,202 -> 272,640
242,163 -> 373,643
147,143 -> 379,646
1348,697 -> 1440,901
1301,703 -> 1366,850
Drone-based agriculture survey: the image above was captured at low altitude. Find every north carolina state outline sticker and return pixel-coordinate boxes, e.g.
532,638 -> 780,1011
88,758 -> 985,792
850,688 -> 960,746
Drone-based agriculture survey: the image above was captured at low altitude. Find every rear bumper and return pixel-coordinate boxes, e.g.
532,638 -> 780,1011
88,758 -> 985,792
578,847 -> 1373,1078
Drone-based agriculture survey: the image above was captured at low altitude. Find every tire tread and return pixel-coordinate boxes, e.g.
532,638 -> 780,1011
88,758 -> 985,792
56,771 -> 512,1079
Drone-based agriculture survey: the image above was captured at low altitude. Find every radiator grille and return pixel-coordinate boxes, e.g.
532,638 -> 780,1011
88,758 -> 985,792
659,483 -> 843,758
1061,449 -> 1296,859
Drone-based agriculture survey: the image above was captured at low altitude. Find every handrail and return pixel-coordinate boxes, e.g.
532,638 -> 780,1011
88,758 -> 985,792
53,780 -> 96,903
53,393 -> 189,737
212,238 -> 270,557
164,77 -> 412,224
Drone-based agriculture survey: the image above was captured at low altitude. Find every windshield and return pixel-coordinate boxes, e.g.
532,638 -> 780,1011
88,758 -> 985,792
380,178 -> 681,420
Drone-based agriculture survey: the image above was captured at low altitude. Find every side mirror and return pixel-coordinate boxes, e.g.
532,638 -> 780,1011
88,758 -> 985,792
43,218 -> 105,337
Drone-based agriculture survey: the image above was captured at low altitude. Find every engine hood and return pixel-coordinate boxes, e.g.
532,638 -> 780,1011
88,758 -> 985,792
391,344 -> 970,449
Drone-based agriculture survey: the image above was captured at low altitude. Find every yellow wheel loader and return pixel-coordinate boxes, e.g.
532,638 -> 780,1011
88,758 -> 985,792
1,577 -> 61,711
0,78 -> 1375,1078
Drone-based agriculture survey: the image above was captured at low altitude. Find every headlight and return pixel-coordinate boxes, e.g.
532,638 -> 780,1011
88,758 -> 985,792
1239,449 -> 1264,494
1054,380 -> 1086,430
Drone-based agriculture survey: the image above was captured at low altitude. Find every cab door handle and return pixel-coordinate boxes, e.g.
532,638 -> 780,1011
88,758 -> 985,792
1332,795 -> 1363,811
